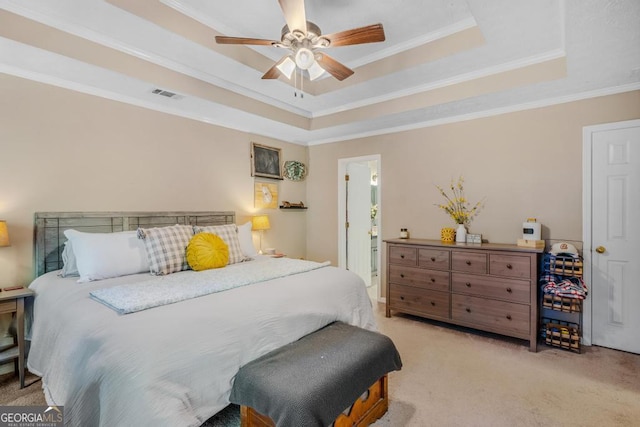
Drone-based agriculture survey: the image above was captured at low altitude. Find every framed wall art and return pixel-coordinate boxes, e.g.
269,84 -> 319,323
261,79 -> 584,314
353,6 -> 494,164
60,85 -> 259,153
251,142 -> 282,180
283,160 -> 307,181
254,182 -> 278,209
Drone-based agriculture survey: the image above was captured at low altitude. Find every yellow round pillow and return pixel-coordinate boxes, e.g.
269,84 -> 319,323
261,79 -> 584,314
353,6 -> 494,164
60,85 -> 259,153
186,233 -> 229,271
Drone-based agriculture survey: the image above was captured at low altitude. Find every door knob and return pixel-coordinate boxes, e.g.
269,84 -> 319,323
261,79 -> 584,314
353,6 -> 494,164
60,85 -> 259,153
595,246 -> 606,254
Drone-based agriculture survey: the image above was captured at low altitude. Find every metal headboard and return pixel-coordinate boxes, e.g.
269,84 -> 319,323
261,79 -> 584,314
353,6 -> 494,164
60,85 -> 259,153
34,211 -> 235,277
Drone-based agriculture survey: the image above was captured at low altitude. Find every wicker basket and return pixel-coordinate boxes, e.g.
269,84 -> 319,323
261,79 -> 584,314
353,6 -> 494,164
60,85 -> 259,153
545,321 -> 580,353
542,294 -> 582,313
543,255 -> 583,277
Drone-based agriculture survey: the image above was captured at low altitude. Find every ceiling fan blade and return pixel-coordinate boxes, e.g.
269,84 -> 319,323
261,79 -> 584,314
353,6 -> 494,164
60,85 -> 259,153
262,64 -> 282,80
215,36 -> 278,46
315,53 -> 354,81
262,56 -> 290,79
278,0 -> 307,35
322,23 -> 386,47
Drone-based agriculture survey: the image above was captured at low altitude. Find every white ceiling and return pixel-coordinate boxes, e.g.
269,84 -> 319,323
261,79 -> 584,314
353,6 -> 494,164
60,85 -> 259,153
1,0 -> 638,145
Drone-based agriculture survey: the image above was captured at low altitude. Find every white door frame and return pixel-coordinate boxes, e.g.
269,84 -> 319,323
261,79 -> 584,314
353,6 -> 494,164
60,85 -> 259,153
582,118 -> 640,346
338,154 -> 382,298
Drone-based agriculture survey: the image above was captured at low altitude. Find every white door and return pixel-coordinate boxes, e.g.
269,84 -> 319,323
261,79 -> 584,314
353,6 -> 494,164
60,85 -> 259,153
346,162 -> 372,287
590,122 -> 640,354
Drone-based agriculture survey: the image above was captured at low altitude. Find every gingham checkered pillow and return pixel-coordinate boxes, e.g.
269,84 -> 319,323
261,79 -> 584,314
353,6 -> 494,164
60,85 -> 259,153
193,224 -> 248,265
137,224 -> 194,275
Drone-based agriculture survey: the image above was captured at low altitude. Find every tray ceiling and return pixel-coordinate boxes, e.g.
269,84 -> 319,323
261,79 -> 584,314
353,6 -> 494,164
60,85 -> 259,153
0,0 -> 638,145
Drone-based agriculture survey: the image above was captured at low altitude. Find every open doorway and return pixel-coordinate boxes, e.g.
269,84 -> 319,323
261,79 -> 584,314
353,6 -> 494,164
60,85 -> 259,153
338,155 -> 381,301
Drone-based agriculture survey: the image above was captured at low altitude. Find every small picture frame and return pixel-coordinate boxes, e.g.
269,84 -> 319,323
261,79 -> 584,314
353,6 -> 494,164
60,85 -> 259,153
251,143 -> 282,180
466,234 -> 482,244
254,182 -> 278,209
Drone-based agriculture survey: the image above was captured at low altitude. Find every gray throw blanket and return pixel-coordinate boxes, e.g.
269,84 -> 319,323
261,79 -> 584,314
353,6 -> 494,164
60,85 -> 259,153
229,322 -> 402,427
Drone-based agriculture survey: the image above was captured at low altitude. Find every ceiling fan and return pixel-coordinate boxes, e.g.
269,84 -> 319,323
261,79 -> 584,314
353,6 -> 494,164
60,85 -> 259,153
215,0 -> 385,81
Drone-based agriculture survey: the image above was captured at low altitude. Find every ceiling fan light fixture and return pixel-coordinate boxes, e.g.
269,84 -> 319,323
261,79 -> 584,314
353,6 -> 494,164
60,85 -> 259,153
294,47 -> 315,70
276,56 -> 296,79
215,2 -> 386,83
307,60 -> 325,80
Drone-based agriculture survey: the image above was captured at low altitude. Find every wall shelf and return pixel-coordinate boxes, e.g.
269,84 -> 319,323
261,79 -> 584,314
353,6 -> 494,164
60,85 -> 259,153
279,206 -> 308,210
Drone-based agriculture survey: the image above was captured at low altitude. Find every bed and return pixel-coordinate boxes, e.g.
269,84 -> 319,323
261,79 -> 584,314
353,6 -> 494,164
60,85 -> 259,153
27,211 -> 376,427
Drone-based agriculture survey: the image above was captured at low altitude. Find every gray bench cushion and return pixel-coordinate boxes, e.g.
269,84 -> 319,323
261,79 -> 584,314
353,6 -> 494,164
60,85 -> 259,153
229,322 -> 402,427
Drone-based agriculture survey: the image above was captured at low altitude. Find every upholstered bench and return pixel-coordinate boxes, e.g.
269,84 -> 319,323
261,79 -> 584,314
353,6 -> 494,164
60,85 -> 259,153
229,322 -> 402,427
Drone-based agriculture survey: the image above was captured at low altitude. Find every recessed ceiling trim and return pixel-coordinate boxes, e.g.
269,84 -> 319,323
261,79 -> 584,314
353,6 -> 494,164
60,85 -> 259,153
347,17 -> 477,70
147,1 -> 483,96
0,61 -> 311,146
165,0 -> 478,73
0,1 -> 313,118
311,48 -> 567,118
306,83 -> 640,146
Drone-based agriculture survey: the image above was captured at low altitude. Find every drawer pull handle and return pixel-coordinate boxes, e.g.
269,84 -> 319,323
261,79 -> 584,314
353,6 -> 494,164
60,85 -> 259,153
400,296 -> 405,300
400,254 -> 405,259
466,260 -> 471,265
506,314 -> 512,320
400,274 -> 405,278
506,287 -> 512,293
506,264 -> 513,269
430,278 -> 436,283
430,257 -> 436,262
466,307 -> 471,313
430,301 -> 436,306
465,282 -> 471,287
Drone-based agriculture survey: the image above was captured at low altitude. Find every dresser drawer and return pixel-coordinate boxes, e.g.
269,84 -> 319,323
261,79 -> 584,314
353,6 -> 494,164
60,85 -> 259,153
490,254 -> 531,279
418,248 -> 450,270
451,273 -> 530,303
388,246 -> 417,266
0,300 -> 17,314
390,284 -> 450,319
452,294 -> 530,336
389,265 -> 450,292
451,251 -> 487,274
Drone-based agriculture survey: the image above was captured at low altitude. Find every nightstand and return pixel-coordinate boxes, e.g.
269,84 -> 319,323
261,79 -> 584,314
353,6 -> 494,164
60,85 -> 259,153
0,287 -> 34,388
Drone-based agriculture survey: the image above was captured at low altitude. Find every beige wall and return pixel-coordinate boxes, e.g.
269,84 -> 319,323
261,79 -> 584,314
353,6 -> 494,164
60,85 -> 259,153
1,72 -> 638,341
0,74 -> 308,289
306,91 -> 640,294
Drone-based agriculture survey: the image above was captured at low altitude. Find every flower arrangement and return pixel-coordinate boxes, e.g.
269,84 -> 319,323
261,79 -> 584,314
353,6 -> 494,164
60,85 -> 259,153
435,176 -> 484,226
371,204 -> 378,221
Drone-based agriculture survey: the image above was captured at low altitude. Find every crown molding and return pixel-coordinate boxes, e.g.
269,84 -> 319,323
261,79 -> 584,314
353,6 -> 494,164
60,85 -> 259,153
347,17 -> 477,70
311,48 -> 567,118
306,83 -> 640,145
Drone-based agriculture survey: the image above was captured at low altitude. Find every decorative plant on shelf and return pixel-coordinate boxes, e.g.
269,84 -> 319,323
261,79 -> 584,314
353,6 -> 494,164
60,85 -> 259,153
435,176 -> 484,227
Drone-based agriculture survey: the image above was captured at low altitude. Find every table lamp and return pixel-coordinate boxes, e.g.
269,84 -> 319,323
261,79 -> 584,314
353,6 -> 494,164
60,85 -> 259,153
251,215 -> 270,255
0,220 -> 10,247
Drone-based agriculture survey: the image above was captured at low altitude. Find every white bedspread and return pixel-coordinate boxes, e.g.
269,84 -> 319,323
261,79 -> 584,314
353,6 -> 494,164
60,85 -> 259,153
27,259 -> 376,427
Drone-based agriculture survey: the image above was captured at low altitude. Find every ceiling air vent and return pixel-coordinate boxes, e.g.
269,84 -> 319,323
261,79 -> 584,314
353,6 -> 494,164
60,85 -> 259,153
150,88 -> 182,100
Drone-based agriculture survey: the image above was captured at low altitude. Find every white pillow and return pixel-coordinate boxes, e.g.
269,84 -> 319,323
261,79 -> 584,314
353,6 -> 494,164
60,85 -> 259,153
59,240 -> 79,277
238,222 -> 258,258
63,229 -> 150,283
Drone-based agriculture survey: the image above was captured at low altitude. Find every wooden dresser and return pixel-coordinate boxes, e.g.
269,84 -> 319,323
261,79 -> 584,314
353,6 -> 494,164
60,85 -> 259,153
385,239 -> 542,351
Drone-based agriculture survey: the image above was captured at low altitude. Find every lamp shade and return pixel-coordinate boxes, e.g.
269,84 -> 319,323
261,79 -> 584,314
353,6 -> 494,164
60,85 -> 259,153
0,220 -> 10,247
294,48 -> 315,70
276,56 -> 296,79
251,215 -> 271,231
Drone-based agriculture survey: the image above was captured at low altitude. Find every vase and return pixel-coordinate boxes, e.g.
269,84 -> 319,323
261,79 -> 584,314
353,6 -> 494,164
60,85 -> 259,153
455,223 -> 467,243
440,227 -> 455,243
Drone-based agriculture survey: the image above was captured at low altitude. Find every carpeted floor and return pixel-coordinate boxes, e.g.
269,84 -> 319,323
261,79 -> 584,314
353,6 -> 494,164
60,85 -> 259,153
2,301 -> 639,426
